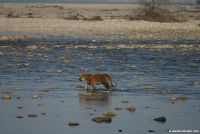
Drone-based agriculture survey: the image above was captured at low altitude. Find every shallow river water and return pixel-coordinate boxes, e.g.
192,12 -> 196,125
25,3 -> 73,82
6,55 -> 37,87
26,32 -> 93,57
0,37 -> 200,134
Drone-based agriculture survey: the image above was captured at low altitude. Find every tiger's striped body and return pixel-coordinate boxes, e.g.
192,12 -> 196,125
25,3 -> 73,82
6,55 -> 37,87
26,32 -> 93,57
79,74 -> 114,91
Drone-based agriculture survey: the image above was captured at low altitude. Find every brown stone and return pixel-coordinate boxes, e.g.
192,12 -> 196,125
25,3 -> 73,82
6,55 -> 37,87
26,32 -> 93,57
92,117 -> 112,122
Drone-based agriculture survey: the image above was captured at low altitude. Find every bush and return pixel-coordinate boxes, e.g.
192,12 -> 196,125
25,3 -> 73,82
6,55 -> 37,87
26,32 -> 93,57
130,0 -> 185,22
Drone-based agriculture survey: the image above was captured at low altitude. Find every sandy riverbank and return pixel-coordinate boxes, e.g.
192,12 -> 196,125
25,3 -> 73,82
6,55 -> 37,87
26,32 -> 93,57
0,3 -> 200,41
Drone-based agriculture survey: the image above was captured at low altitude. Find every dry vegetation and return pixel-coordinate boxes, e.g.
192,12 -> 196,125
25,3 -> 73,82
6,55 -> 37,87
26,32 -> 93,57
129,0 -> 187,22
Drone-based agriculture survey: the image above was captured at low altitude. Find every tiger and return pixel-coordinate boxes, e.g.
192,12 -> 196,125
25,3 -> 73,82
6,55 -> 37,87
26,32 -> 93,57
79,74 -> 115,91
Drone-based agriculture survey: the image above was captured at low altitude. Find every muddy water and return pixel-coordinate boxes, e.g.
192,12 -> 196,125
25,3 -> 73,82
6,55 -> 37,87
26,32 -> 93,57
0,37 -> 200,134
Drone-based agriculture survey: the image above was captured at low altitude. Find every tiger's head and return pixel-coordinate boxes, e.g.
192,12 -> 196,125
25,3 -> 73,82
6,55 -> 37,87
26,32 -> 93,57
79,74 -> 91,81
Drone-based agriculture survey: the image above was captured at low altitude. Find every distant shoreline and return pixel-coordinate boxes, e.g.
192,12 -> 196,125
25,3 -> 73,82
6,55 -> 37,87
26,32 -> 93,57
0,1 -> 199,6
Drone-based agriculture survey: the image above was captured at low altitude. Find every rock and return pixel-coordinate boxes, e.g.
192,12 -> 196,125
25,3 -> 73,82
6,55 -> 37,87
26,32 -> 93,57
68,121 -> 79,126
76,86 -> 85,90
41,89 -> 49,92
86,106 -> 93,109
125,106 -> 136,112
170,98 -> 177,101
189,82 -> 199,86
139,78 -> 145,82
167,90 -> 173,94
56,69 -> 62,73
192,82 -> 199,85
1,92 -> 9,94
180,73 -> 186,76
119,129 -> 122,132
145,86 -> 155,90
161,90 -> 167,95
178,95 -> 187,100
154,116 -> 166,122
17,97 -> 20,99
115,107 -> 123,110
190,64 -> 197,68
28,114 -> 37,117
148,130 -> 156,132
17,106 -> 23,109
49,86 -> 57,90
133,75 -> 137,78
103,111 -> 116,116
1,95 -> 11,100
122,100 -> 129,103
16,116 -> 23,119
92,117 -> 112,122
13,88 -> 22,91
32,95 -> 38,99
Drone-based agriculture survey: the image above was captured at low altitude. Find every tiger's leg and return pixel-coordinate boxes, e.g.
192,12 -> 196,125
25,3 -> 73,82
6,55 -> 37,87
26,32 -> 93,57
104,82 -> 110,89
84,84 -> 89,89
85,82 -> 90,89
91,84 -> 96,92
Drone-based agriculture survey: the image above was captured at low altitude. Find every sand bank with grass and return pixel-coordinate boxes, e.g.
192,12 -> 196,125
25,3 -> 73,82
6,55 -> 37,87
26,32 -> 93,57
0,3 -> 200,40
